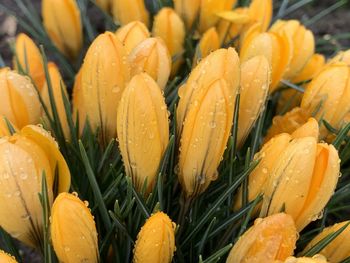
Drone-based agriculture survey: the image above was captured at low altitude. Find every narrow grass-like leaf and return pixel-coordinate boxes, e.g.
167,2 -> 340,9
201,243 -> 233,263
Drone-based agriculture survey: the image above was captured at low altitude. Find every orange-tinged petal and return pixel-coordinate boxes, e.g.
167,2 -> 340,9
226,213 -> 297,262
153,7 -> 185,75
283,255 -> 328,263
51,193 -> 99,263
128,37 -> 171,90
237,55 -> 270,147
193,27 -> 220,66
81,32 -> 131,141
0,69 -> 41,128
14,33 -> 45,90
117,73 -> 169,193
174,0 -> 200,30
112,0 -> 149,27
291,118 -> 319,140
303,221 -> 350,262
133,212 -> 176,263
72,68 -> 86,134
199,0 -> 237,33
247,0 -> 272,32
292,54 -> 325,84
42,0 -> 82,59
0,250 -> 18,263
115,21 -> 150,54
20,125 -> 71,193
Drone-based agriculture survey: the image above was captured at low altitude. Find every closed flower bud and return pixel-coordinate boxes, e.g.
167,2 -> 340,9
235,118 -> 319,212
237,55 -> 270,147
177,50 -> 239,197
128,37 -> 171,90
117,73 -> 169,193
240,32 -> 292,92
0,250 -> 17,263
193,27 -> 220,66
133,212 -> 176,263
0,125 -> 70,247
301,63 -> 350,139
199,0 -> 237,33
328,49 -> 350,66
282,255 -> 328,263
0,68 -> 41,128
303,221 -> 350,262
72,69 -> 86,134
174,0 -> 200,30
265,107 -> 310,142
0,116 -> 17,137
226,213 -> 297,263
216,8 -> 250,46
292,54 -> 325,84
14,33 -> 44,90
247,0 -> 272,32
116,21 -> 150,54
51,193 -> 99,263
261,136 -> 340,231
42,0 -> 82,59
112,0 -> 149,27
270,20 -> 315,80
239,21 -> 263,51
153,7 -> 185,75
40,62 -> 70,139
81,32 -> 131,141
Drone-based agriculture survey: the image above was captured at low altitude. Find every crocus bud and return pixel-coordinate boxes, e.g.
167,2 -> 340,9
270,20 -> 315,80
247,0 -> 272,32
239,21 -> 263,51
216,8 -> 250,46
303,221 -> 350,262
237,55 -> 270,147
199,0 -> 237,33
0,68 -> 41,128
153,7 -> 185,75
14,33 -> 44,90
72,69 -> 86,134
112,0 -> 150,27
177,49 -> 240,197
0,116 -> 17,137
128,37 -> 171,90
328,49 -> 350,66
115,21 -> 150,54
51,193 -> 99,263
117,73 -> 169,193
133,212 -> 176,263
81,32 -> 131,141
40,62 -> 70,139
193,27 -> 220,66
261,136 -> 340,231
265,107 -> 310,142
174,0 -> 200,30
240,32 -> 292,92
282,255 -> 328,263
292,53 -> 325,84
301,63 -> 350,139
0,125 -> 70,247
42,0 -> 82,59
226,213 -> 297,263
235,118 -> 319,212
0,251 -> 17,263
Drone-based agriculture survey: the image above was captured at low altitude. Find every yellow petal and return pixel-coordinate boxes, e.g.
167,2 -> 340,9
117,73 -> 169,193
328,49 -> 350,66
51,193 -> 99,263
14,33 -> 45,90
226,213 -> 297,262
128,37 -> 172,90
193,27 -> 220,66
237,55 -> 270,147
292,54 -> 325,84
115,21 -> 150,54
291,118 -> 319,140
283,255 -> 328,263
247,0 -> 272,32
174,0 -> 201,30
42,0 -> 82,59
112,0 -> 149,27
133,212 -> 176,263
72,68 -> 86,134
0,250 -> 18,263
81,32 -> 131,141
20,125 -> 71,193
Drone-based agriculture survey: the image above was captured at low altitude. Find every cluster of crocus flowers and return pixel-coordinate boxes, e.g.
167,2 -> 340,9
0,125 -> 70,247
133,212 -> 176,263
236,118 -> 340,231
